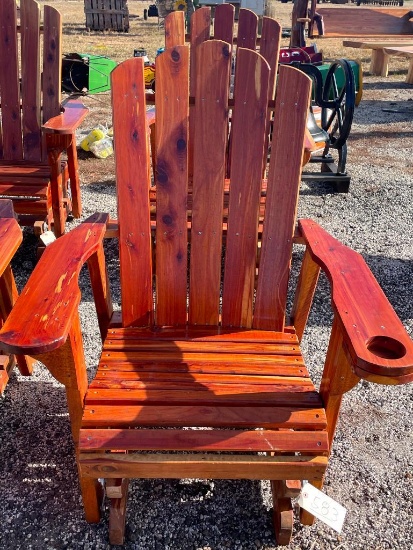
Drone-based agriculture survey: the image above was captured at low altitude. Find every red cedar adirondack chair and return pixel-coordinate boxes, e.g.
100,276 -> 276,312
0,200 -> 35,392
0,43 -> 412,546
0,0 -> 88,238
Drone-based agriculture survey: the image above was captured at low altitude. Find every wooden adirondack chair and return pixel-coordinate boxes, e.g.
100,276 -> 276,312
0,200 -> 35,392
0,0 -> 88,238
0,43 -> 412,546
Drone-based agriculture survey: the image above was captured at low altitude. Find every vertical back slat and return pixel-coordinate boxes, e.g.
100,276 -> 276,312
221,48 -> 270,328
190,8 -> 211,96
254,65 -> 312,331
188,41 -> 231,326
155,46 -> 189,326
111,58 -> 153,327
42,5 -> 62,126
259,17 -> 281,100
188,8 -> 211,180
165,11 -> 185,49
214,4 -> 235,47
237,9 -> 258,51
21,0 -> 42,161
258,16 -> 281,174
0,0 -> 23,160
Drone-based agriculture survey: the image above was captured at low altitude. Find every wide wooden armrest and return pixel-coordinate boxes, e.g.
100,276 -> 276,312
0,201 -> 22,274
299,219 -> 413,383
42,99 -> 89,135
0,213 -> 108,355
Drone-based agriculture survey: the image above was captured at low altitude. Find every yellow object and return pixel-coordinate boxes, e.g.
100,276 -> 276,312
80,128 -> 106,152
89,137 -> 114,159
174,0 -> 186,12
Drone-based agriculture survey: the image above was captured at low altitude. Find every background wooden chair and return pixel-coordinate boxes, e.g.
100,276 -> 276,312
0,44 -> 412,546
0,200 -> 35,392
0,0 -> 88,238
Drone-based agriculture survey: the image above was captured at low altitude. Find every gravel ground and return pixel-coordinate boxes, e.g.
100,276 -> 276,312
0,72 -> 412,550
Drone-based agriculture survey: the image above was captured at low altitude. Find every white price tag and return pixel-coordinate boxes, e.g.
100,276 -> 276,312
298,483 -> 346,533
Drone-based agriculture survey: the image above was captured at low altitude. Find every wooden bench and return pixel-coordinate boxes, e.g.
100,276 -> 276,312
308,7 -> 413,81
344,38 -> 413,81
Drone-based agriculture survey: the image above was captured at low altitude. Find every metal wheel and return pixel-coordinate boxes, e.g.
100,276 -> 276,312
321,59 -> 355,150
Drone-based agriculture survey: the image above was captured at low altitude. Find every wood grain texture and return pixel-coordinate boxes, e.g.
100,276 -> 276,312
155,46 -> 189,325
20,0 -> 41,162
111,57 -> 153,327
237,8 -> 258,50
214,4 -> 235,46
0,214 -> 108,354
165,11 -> 185,49
314,7 -> 413,38
299,219 -> 413,381
254,66 -> 312,331
80,428 -> 329,453
0,0 -> 23,160
222,48 -> 270,328
79,453 -> 328,481
42,5 -> 62,132
189,41 -> 231,325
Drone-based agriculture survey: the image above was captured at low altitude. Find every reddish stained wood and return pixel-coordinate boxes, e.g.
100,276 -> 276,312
299,219 -> 413,380
87,242 -> 113,342
42,100 -> 89,135
188,41 -> 230,325
82,403 -> 327,429
213,4 -> 235,47
237,8 -> 258,51
102,339 -> 300,355
222,49 -> 270,328
111,58 -> 152,327
0,184 -> 49,197
0,213 -> 108,355
188,7 -> 211,178
79,428 -> 329,453
254,66 -> 311,331
0,0 -> 23,160
0,219 -> 22,272
190,7 -> 211,94
42,5 -> 62,131
21,0 -> 41,162
99,352 -> 304,371
84,388 -> 321,408
291,248 -> 321,342
78,453 -> 328,481
66,134 -> 82,218
165,11 -> 185,49
155,46 -> 189,325
104,326 -> 299,343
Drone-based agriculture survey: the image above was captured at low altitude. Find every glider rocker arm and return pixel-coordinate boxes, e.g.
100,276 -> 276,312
298,219 -> 413,385
42,99 -> 89,135
0,213 -> 109,356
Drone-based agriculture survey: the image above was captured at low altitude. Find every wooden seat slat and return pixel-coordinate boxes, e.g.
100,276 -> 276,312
102,339 -> 300,355
79,428 -> 329,453
91,370 -> 311,386
84,387 -> 321,407
0,185 -> 49,198
100,351 -> 303,366
82,404 -> 327,430
104,326 -> 298,344
94,359 -> 307,376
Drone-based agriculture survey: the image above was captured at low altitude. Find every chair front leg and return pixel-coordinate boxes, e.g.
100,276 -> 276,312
66,133 -> 82,218
46,133 -> 71,237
